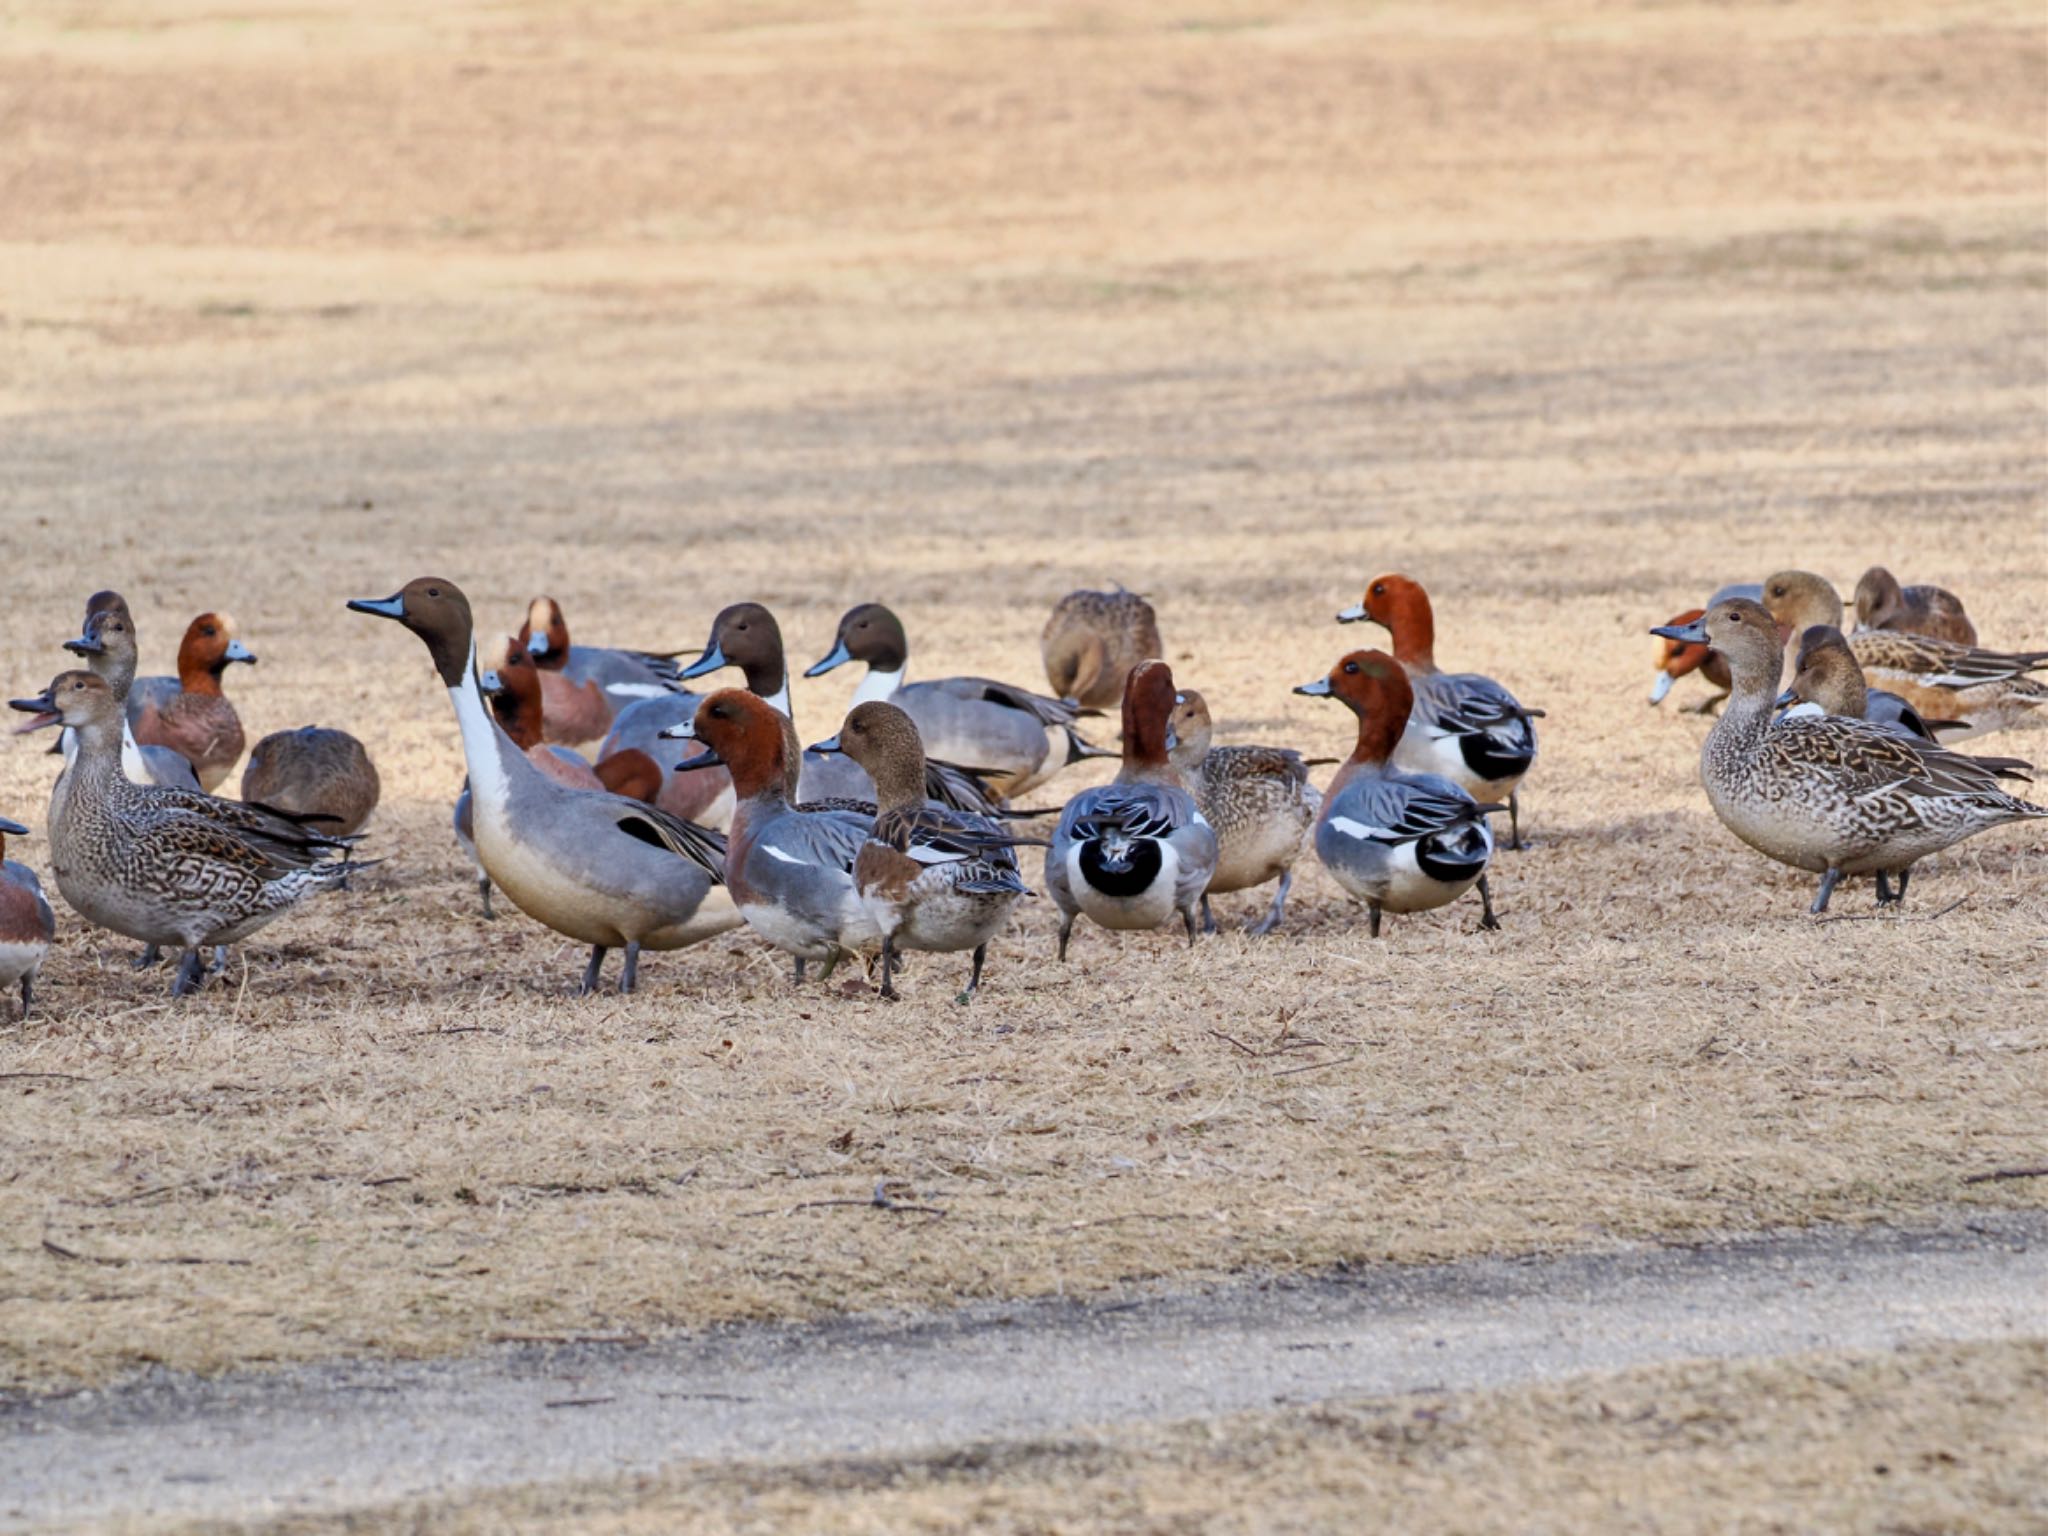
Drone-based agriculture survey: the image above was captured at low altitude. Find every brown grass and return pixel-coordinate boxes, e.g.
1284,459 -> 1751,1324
3,0 -> 2046,1396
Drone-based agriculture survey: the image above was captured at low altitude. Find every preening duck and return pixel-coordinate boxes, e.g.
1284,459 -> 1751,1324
1165,688 -> 1320,935
1852,567 -> 1976,646
1041,586 -> 1164,711
241,727 -> 381,837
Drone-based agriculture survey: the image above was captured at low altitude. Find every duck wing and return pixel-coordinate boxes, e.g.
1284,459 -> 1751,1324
1851,632 -> 2048,689
1326,777 -> 1489,845
1770,716 -> 2034,802
612,801 -> 728,880
929,676 -> 1093,726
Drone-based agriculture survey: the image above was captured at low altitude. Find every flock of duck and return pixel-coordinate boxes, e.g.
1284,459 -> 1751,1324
1,564 -> 2042,1013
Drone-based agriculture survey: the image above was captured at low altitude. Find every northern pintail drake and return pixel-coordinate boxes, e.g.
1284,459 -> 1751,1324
1853,567 -> 1976,646
1045,661 -> 1217,958
684,601 -> 1009,815
350,579 -> 740,994
809,603 -> 1116,798
814,702 -> 1035,1002
0,816 -> 56,1019
1041,586 -> 1164,711
241,727 -> 381,837
515,596 -> 687,745
1760,571 -> 2047,738
1651,601 -> 2047,911
10,672 -> 359,996
1165,688 -> 1321,935
52,593 -> 201,791
1337,574 -> 1541,848
1650,583 -> 1761,714
1296,651 -> 1501,937
127,611 -> 255,792
675,689 -> 880,979
596,693 -> 735,827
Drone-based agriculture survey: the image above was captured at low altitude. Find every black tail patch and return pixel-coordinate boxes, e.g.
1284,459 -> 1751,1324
1078,837 -> 1163,898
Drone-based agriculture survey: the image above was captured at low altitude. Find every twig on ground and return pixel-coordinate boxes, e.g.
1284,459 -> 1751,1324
43,1238 -> 249,1266
739,1180 -> 946,1219
1961,1166 -> 2048,1185
1270,1053 -> 1361,1078
1816,897 -> 1968,926
0,1072 -> 90,1083
495,1332 -> 647,1347
543,1396 -> 617,1409
1208,1029 -> 1261,1057
1066,1212 -> 1205,1230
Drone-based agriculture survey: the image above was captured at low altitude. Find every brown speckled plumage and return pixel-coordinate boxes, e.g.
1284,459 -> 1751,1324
1167,689 -> 1319,933
1041,587 -> 1164,710
241,727 -> 381,836
1853,566 -> 1977,646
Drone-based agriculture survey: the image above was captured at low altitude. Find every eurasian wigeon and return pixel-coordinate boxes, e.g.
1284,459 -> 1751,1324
0,816 -> 56,1019
127,611 -> 255,792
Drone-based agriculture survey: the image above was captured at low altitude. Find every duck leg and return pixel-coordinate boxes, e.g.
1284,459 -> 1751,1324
170,949 -> 208,998
1896,867 -> 1912,904
1056,912 -> 1075,961
18,975 -> 31,1020
1507,792 -> 1524,851
815,950 -> 841,983
1181,906 -> 1199,947
1476,874 -> 1501,931
1368,901 -> 1383,939
956,945 -> 987,1006
878,935 -> 898,1000
1809,868 -> 1844,915
477,876 -> 496,920
619,942 -> 641,995
793,957 -> 807,984
1200,895 -> 1218,935
579,944 -> 609,995
1247,870 -> 1292,937
133,944 -> 161,970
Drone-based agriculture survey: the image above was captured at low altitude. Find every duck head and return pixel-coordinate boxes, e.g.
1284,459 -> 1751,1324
807,603 -> 908,678
11,670 -> 122,740
819,700 -> 927,807
680,602 -> 789,696
1776,624 -> 1868,717
1119,659 -> 1178,770
1294,649 -> 1412,764
593,747 -> 662,804
349,578 -> 475,687
1166,688 -> 1213,771
173,612 -> 255,692
1759,570 -> 1842,642
1649,607 -> 1712,705
1851,566 -> 1903,628
65,593 -> 143,693
478,638 -> 545,748
519,596 -> 571,671
1336,573 -> 1435,669
681,689 -> 787,798
1651,598 -> 1782,692
0,815 -> 26,859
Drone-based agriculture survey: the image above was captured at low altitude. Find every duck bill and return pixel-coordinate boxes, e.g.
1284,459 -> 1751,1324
674,746 -> 725,772
0,816 -> 28,837
224,639 -> 257,665
525,633 -> 552,658
478,670 -> 506,697
9,692 -> 61,732
804,638 -> 853,678
347,594 -> 407,621
677,641 -> 727,680
809,733 -> 842,755
1649,619 -> 1710,646
1648,670 -> 1676,705
1773,687 -> 1799,710
1334,603 -> 1368,624
656,718 -> 698,742
62,634 -> 104,658
1292,678 -> 1333,697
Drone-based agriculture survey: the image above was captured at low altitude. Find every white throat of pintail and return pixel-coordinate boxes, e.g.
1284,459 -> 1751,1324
448,641 -> 516,814
853,666 -> 904,705
118,721 -> 149,782
762,679 -> 793,719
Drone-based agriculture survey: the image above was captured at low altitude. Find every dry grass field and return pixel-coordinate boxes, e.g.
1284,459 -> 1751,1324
3,0 -> 2046,1522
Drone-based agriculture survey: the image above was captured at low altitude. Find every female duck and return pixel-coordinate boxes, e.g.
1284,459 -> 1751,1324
1337,574 -> 1540,847
350,579 -> 740,994
814,702 -> 1033,1002
1296,651 -> 1501,937
0,817 -> 56,1019
10,672 -> 358,997
1852,567 -> 1976,646
808,603 -> 1115,798
1046,662 -> 1218,958
1649,584 -> 1759,714
1652,600 -> 2047,911
242,727 -> 381,836
1165,688 -> 1320,935
55,593 -> 201,791
1041,586 -> 1163,710
129,612 -> 256,792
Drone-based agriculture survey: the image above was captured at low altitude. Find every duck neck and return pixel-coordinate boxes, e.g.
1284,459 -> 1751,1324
1385,599 -> 1437,673
867,751 -> 926,814
853,666 -> 904,705
1715,648 -> 1784,745
448,644 -> 527,816
490,682 -> 543,752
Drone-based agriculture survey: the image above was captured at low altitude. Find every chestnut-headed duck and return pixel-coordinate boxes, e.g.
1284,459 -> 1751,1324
127,611 -> 255,792
241,727 -> 381,836
1760,571 -> 2047,738
1295,651 -> 1501,937
0,816 -> 56,1019
514,597 -> 687,745
52,593 -> 201,791
1165,688 -> 1321,935
350,579 -> 740,994
813,702 -> 1035,1002
1336,574 -> 1540,848
1853,567 -> 1976,646
479,644 -> 606,791
1652,602 -> 2046,912
1041,586 -> 1164,710
674,689 -> 879,978
684,602 -> 1010,815
1045,662 -> 1217,958
596,692 -> 735,828
9,673 -> 359,997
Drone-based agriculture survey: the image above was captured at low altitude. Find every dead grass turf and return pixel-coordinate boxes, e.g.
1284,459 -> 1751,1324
2,0 -> 2045,1393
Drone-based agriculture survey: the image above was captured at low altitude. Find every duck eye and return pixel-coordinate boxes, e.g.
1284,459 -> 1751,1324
427,587 -> 442,598
1371,584 -> 1384,597
1342,661 -> 1358,675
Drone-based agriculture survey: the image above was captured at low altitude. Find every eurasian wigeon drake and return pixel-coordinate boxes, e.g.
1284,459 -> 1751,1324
674,689 -> 880,980
595,692 -> 735,828
812,702 -> 1036,1002
1652,602 -> 2047,912
1852,567 -> 1977,646
1041,586 -> 1164,711
0,816 -> 56,1019
479,644 -> 607,791
683,602 -> 1010,816
513,596 -> 688,746
51,593 -> 202,791
1759,571 -> 2047,738
127,611 -> 255,792
808,603 -> 1117,798
1045,661 -> 1218,958
9,672 -> 360,997
1295,651 -> 1501,938
350,579 -> 741,994
1336,574 -> 1541,848
1165,688 -> 1321,935
1649,584 -> 1760,714
241,727 -> 382,836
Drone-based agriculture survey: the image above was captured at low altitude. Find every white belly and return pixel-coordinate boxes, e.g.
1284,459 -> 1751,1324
1065,842 -> 1182,930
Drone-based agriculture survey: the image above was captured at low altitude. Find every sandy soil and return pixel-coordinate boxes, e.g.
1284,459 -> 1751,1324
1,0 -> 2043,1425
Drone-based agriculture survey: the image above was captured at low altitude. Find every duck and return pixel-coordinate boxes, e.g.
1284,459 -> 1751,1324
1650,583 -> 1762,714
452,782 -> 494,921
9,672 -> 359,997
241,727 -> 381,836
0,816 -> 56,1020
812,702 -> 1035,1002
514,596 -> 687,746
1759,571 -> 2048,738
1853,567 -> 1976,646
594,693 -> 735,828
673,689 -> 880,979
683,602 -> 1010,815
1650,600 -> 2047,912
1045,661 -> 1218,958
1041,586 -> 1164,710
349,579 -> 742,994
1164,687 -> 1321,935
1337,574 -> 1541,847
808,603 -> 1117,798
50,592 -> 202,791
128,611 -> 256,791
479,643 -> 608,791
1295,651 -> 1501,937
